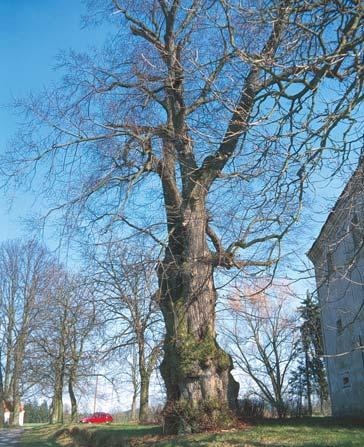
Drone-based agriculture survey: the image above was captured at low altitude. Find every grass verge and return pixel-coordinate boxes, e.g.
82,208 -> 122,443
20,424 -> 59,447
20,423 -> 161,447
19,418 -> 364,447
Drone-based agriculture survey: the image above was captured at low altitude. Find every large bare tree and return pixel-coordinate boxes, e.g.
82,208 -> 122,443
3,0 -> 363,432
0,240 -> 52,425
92,243 -> 162,421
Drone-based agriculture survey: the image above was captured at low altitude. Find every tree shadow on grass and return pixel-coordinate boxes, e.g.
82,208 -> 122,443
152,421 -> 364,447
158,438 -> 357,447
250,417 -> 364,430
96,419 -> 364,447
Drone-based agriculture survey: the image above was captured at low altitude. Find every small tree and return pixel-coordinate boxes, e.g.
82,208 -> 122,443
289,291 -> 328,415
224,282 -> 299,418
24,400 -> 51,423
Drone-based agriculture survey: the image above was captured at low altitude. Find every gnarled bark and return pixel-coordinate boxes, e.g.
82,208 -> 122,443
158,198 -> 239,434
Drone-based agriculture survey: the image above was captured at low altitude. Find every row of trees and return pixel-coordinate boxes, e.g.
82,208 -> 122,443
0,237 -> 327,425
0,240 -> 98,425
0,239 -> 163,425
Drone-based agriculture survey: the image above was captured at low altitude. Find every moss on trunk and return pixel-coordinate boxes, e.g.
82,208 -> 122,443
158,202 -> 239,434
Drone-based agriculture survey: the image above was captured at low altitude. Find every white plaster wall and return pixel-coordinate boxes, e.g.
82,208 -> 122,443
315,191 -> 364,417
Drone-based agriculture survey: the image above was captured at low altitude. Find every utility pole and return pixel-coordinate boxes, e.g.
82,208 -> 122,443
93,375 -> 99,414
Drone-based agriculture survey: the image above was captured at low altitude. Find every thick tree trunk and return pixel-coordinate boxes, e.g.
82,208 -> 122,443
11,348 -> 24,426
275,398 -> 286,419
51,391 -> 63,424
130,347 -> 139,421
51,365 -> 64,424
0,352 -> 4,428
158,199 -> 239,434
0,401 -> 3,428
68,374 -> 77,422
139,373 -> 150,422
12,397 -> 20,426
131,392 -> 138,421
138,338 -> 149,421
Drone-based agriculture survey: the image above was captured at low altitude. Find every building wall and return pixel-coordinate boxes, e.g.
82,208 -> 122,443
313,186 -> 364,417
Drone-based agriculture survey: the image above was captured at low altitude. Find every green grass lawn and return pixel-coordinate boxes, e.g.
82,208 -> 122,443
20,422 -> 161,447
19,418 -> 364,447
152,419 -> 364,447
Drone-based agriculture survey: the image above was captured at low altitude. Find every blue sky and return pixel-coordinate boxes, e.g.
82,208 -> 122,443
0,0 -> 107,242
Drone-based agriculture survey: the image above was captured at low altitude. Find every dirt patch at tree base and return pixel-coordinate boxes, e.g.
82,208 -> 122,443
53,426 -> 131,447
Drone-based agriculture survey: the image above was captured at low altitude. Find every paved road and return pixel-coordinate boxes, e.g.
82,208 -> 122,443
0,429 -> 24,446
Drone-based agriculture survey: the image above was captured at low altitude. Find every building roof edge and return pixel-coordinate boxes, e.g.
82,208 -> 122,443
307,156 -> 364,261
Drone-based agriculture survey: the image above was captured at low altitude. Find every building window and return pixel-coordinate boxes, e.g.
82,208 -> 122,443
358,335 -> 364,368
337,318 -> 343,335
342,371 -> 350,389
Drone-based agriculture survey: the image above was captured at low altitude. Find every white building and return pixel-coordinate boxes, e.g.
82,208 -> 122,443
308,159 -> 364,417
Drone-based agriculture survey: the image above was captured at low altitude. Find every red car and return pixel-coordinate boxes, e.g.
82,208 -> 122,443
79,412 -> 113,424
